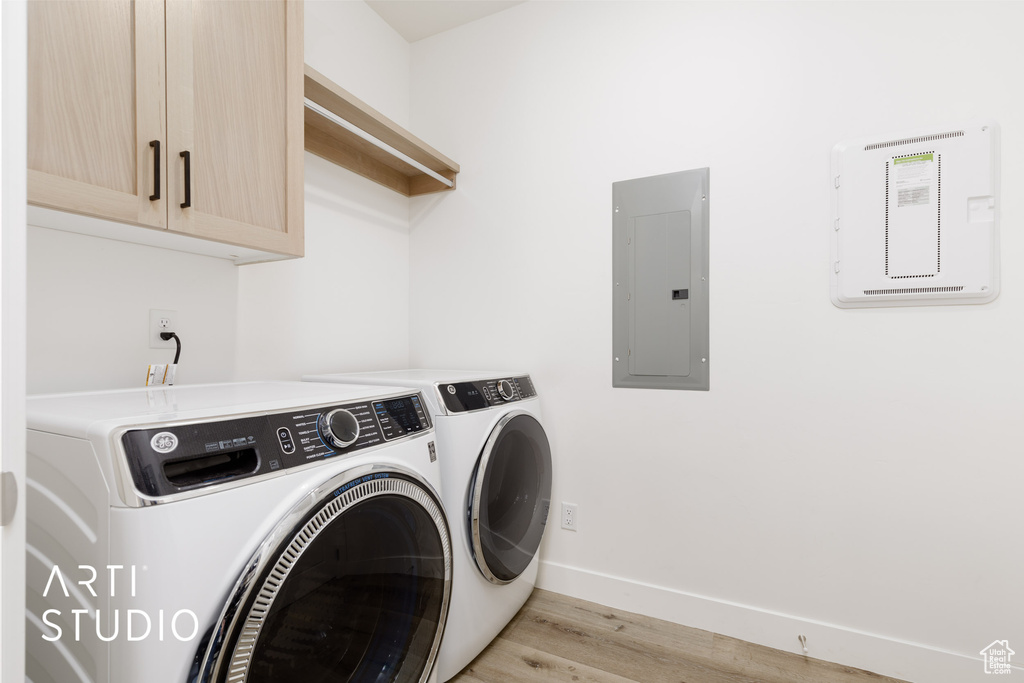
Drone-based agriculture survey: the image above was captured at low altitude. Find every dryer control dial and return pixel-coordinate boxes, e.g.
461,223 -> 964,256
320,409 -> 360,449
497,379 -> 516,401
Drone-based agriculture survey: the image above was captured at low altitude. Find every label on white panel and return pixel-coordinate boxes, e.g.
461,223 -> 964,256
888,152 -> 940,277
894,153 -> 934,207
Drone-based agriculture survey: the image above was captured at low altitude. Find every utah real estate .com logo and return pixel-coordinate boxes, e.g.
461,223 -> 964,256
981,640 -> 1014,675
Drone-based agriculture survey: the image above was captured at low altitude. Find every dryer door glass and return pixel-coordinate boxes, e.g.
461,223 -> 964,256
470,412 -> 553,584
210,474 -> 451,683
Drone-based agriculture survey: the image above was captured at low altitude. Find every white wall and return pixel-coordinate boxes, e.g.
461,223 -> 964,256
304,0 -> 411,127
234,154 -> 411,379
408,2 -> 1024,681
26,227 -> 239,394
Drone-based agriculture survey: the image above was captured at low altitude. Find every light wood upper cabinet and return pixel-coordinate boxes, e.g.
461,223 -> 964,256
28,0 -> 166,229
165,0 -> 303,256
28,0 -> 304,260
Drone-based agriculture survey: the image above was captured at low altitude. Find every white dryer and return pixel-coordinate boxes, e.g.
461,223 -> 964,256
303,371 -> 552,681
26,381 -> 452,683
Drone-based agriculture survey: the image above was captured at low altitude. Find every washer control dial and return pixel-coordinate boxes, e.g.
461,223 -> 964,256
320,409 -> 360,449
497,379 -> 516,401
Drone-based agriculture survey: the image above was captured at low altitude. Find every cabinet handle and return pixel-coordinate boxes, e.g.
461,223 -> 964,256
180,150 -> 191,209
149,140 -> 160,201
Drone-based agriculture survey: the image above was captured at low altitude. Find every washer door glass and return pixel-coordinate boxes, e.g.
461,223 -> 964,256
470,412 -> 552,584
210,474 -> 451,683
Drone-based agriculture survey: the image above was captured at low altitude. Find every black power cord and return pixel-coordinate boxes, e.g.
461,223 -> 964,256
160,332 -> 181,364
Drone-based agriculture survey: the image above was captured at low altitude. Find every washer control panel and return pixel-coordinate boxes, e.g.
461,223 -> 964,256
120,392 -> 431,498
437,375 -> 537,414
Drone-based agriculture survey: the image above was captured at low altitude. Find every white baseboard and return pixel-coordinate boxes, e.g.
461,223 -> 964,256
536,560 -> 1008,683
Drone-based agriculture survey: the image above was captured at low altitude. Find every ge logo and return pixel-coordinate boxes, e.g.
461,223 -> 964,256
447,385 -> 456,394
150,432 -> 179,453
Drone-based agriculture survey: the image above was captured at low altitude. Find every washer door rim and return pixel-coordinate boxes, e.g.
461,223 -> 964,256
469,410 -> 552,585
194,462 -> 452,683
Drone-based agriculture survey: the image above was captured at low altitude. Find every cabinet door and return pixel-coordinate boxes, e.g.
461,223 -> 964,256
166,0 -> 304,257
27,0 -> 166,229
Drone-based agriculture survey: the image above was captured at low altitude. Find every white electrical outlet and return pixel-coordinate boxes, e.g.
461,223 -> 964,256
149,309 -> 178,349
561,502 -> 578,531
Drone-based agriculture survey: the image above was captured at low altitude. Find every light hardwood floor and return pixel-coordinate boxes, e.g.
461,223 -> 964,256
449,590 -> 909,683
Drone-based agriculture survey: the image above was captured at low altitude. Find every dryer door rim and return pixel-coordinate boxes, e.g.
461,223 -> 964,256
469,410 -> 553,585
194,462 -> 453,683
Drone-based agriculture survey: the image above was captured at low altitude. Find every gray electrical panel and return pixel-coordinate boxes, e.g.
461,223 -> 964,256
612,169 -> 709,390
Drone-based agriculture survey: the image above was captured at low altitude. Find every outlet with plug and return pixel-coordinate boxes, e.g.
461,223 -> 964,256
561,502 -> 578,531
149,309 -> 178,349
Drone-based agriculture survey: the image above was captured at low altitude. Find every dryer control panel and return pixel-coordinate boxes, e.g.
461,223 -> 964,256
120,392 -> 430,499
436,375 -> 537,414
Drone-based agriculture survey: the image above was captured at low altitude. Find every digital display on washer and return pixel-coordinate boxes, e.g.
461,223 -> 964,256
374,395 -> 430,441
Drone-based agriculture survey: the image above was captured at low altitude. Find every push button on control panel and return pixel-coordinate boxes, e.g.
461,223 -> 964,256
277,427 -> 295,454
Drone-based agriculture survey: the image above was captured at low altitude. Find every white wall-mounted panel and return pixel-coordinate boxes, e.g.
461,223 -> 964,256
830,120 -> 1000,308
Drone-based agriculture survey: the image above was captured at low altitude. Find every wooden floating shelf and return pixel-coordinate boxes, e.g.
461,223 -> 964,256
303,64 -> 460,197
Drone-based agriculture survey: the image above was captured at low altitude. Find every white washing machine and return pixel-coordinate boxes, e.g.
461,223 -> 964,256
26,381 -> 452,683
303,371 -> 552,681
